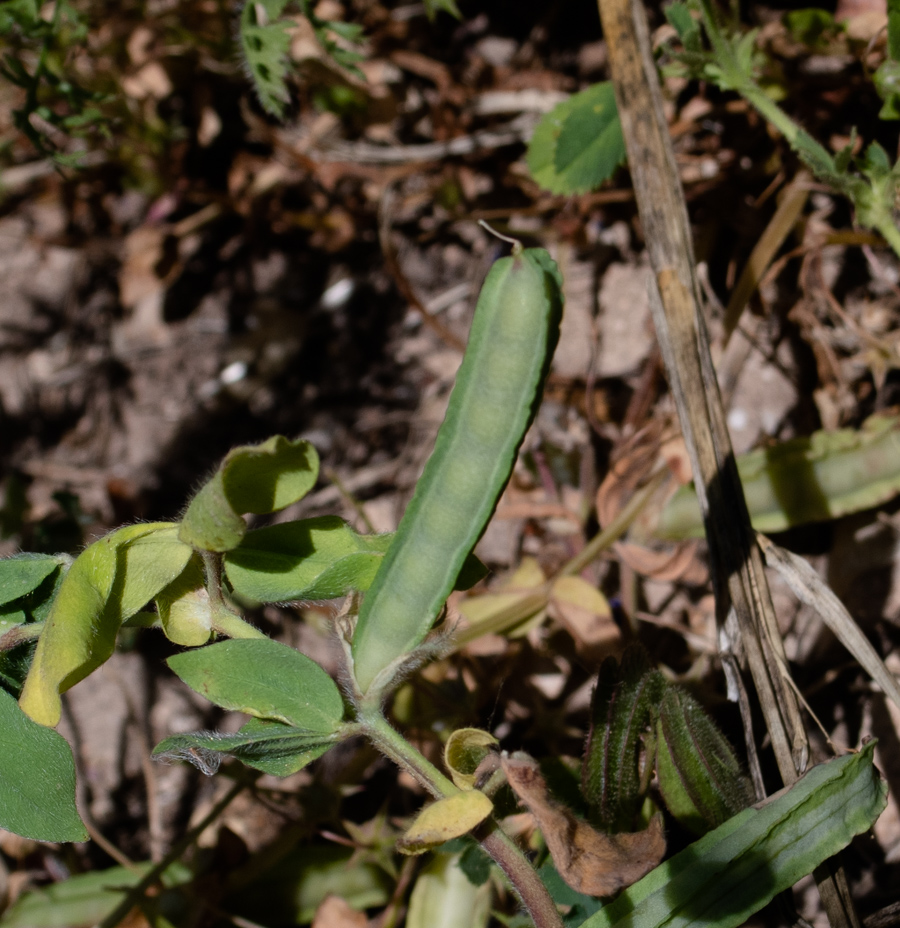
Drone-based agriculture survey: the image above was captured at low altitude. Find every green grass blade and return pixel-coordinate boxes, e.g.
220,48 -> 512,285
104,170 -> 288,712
580,743 -> 886,928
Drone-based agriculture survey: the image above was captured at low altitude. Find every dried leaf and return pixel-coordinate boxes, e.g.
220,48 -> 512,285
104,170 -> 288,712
501,753 -> 665,897
456,557 -> 549,644
549,576 -> 618,654
613,540 -> 706,584
311,895 -> 367,928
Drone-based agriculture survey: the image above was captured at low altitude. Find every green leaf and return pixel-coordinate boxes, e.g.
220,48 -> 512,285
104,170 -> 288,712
655,688 -> 753,834
782,8 -> 835,49
155,556 -> 215,647
239,0 -> 292,118
793,127 -> 837,178
539,862 -> 604,927
657,414 -> 900,539
2,862 -> 191,928
0,687 -> 86,841
580,743 -> 886,928
179,436 -> 319,552
665,2 -> 703,53
423,0 -> 461,19
224,516 -> 392,602
444,727 -> 499,790
875,60 -> 900,120
0,555 -> 61,607
167,638 -> 344,730
458,841 -> 493,887
582,646 -> 666,833
527,83 -> 626,195
19,523 -> 191,727
889,0 -> 900,60
154,717 -> 337,777
864,141 -> 892,176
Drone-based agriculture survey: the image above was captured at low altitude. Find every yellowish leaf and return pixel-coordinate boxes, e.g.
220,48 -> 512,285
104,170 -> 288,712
398,791 -> 493,855
550,575 -> 618,654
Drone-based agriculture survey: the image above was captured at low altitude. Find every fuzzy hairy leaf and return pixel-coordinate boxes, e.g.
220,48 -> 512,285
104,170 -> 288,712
224,516 -> 392,602
0,687 -> 86,841
167,637 -> 344,731
179,436 -> 319,552
19,523 -> 191,727
444,728 -> 498,790
0,555 -> 61,607
655,688 -> 754,834
154,717 -> 338,777
398,791 -> 494,855
582,646 -> 666,833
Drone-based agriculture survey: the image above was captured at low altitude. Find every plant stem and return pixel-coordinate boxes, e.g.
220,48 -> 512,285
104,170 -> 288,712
697,0 -> 900,260
359,709 -> 564,928
361,708 -> 457,797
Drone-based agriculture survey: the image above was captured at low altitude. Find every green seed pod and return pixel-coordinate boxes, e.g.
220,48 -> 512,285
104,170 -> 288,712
351,247 -> 564,696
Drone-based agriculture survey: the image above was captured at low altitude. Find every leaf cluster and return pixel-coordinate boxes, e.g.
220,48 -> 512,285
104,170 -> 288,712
0,0 -> 110,161
238,0 -> 364,118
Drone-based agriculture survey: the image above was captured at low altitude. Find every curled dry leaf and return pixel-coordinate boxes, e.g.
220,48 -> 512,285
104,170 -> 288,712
456,557 -> 549,643
444,728 -> 499,790
501,753 -> 665,897
613,540 -> 707,585
596,427 -> 704,582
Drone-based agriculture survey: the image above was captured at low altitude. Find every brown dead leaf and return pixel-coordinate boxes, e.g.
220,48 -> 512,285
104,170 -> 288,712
121,62 -> 173,100
119,226 -> 170,312
501,753 -> 665,897
614,540 -> 707,584
595,427 -> 662,528
549,575 -> 620,656
312,895 -> 368,928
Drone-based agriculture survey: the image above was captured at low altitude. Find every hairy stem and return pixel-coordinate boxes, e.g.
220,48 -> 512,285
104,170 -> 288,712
359,709 -> 564,928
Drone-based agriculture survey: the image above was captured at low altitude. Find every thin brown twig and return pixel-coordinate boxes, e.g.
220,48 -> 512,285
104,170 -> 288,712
378,183 -> 466,352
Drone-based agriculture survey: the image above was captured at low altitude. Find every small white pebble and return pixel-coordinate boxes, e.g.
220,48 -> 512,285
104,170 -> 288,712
220,361 -> 248,385
321,278 -> 354,309
727,407 -> 749,431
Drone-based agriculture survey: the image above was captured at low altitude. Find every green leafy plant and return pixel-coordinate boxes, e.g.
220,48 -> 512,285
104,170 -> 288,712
0,238 -> 887,927
527,1 -> 900,258
665,0 -> 900,256
0,0 -> 109,161
874,0 -> 900,118
238,0 -> 364,117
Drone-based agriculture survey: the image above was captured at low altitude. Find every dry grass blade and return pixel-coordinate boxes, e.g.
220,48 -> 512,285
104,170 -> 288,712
721,174 -> 810,343
758,532 -> 900,713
